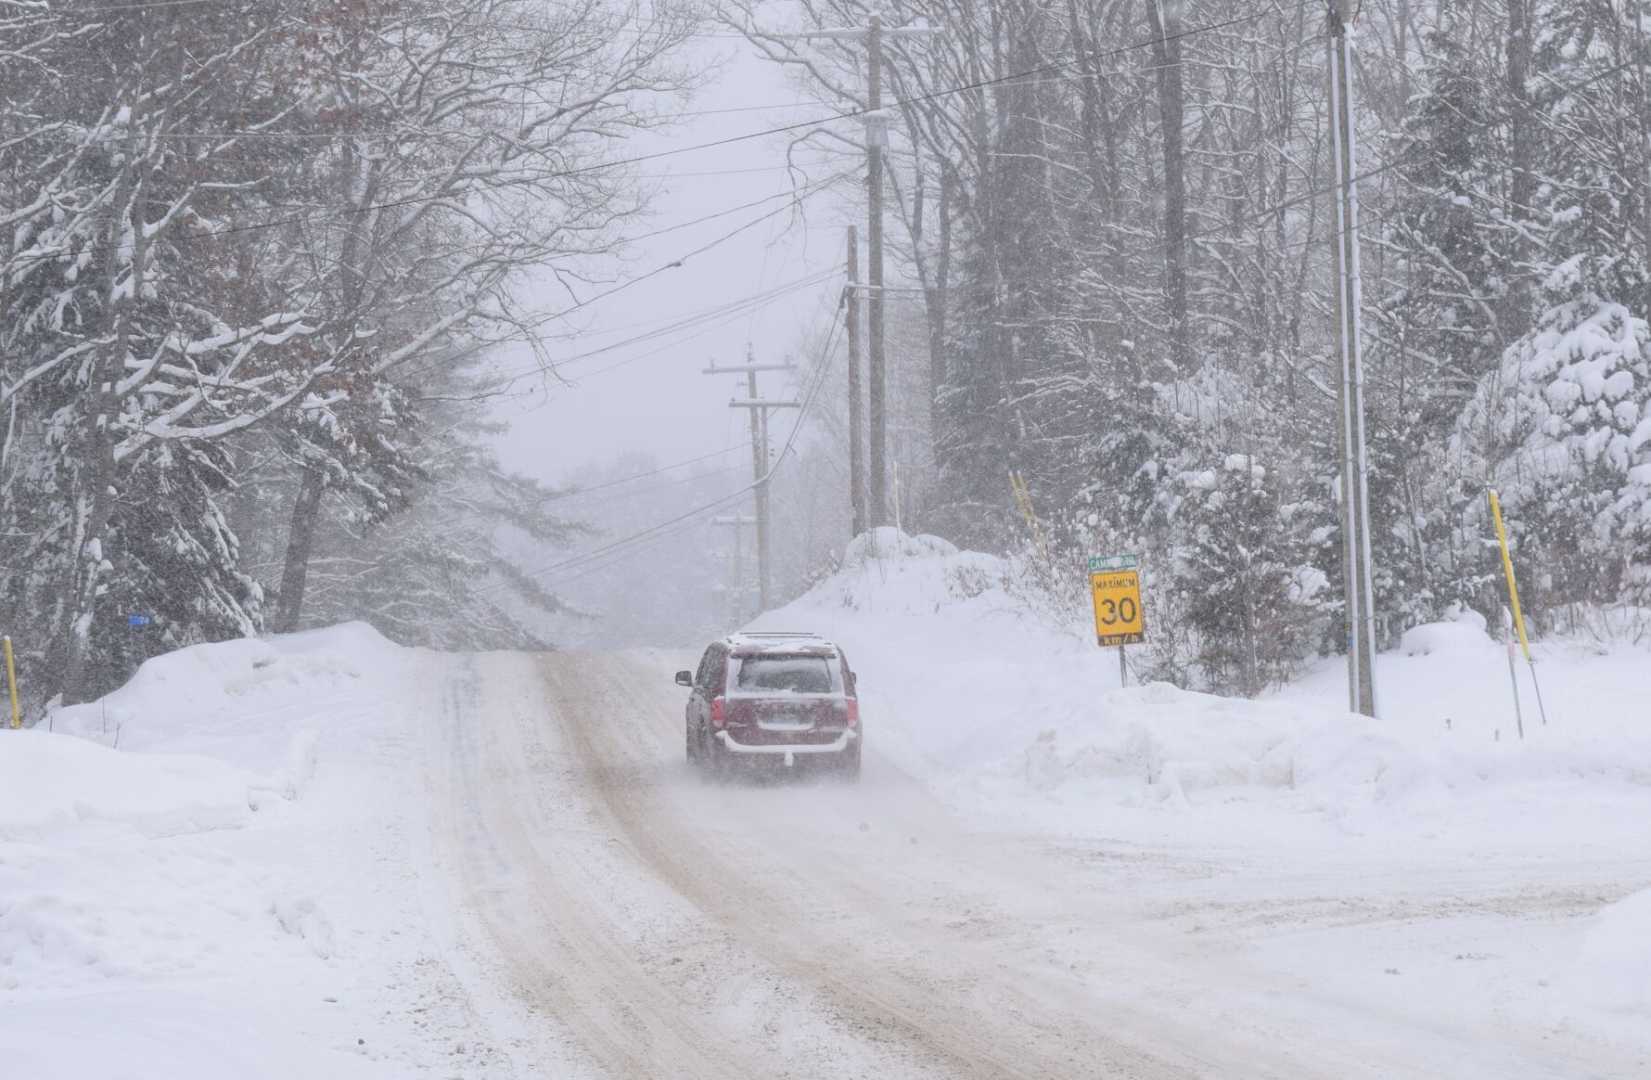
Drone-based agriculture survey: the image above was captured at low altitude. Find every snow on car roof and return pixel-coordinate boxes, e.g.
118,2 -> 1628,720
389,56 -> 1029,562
725,631 -> 838,656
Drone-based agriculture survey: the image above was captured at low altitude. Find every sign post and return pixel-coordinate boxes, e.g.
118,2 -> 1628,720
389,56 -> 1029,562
1089,554 -> 1145,686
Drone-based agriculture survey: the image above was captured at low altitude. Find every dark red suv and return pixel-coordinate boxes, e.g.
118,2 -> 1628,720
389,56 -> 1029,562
675,632 -> 861,781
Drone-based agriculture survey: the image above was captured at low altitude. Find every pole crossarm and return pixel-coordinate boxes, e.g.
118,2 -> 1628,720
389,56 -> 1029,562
703,363 -> 797,375
707,348 -> 794,613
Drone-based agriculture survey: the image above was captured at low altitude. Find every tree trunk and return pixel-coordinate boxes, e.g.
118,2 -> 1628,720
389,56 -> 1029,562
1145,0 -> 1191,376
928,166 -> 952,440
1067,0 -> 1112,217
275,468 -> 327,633
59,115 -> 144,705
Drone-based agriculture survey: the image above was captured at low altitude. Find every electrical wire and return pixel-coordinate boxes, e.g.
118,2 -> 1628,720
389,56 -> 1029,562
483,306 -> 843,594
464,267 -> 835,398
30,0 -> 747,32
560,272 -> 835,382
448,197 -> 840,397
544,326 -> 843,589
543,443 -> 749,500
553,462 -> 752,512
6,2 -> 1309,272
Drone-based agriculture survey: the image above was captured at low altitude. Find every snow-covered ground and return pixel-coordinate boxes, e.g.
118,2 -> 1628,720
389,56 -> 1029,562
754,528 -> 1651,1070
1,626 -> 503,1077
3,530 -> 1647,1076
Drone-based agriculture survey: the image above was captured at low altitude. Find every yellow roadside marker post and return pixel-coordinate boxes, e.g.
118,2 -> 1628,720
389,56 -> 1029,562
1488,490 -> 1550,728
1010,471 -> 1051,568
3,636 -> 20,729
1499,606 -> 1525,741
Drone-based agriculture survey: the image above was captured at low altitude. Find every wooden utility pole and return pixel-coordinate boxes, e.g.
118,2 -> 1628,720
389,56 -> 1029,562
846,226 -> 866,536
1327,0 -> 1378,717
781,17 -> 939,528
711,514 -> 756,622
705,353 -> 798,612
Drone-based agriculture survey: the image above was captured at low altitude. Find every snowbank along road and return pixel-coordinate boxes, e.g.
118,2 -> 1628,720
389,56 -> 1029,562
13,538 -> 1649,1077
418,648 -> 1649,1079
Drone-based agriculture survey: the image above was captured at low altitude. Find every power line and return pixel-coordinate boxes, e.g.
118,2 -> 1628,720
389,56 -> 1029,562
543,444 -> 749,500
452,206 -> 839,394
478,15 -> 1639,410
29,0 -> 749,32
6,3 -> 1306,272
392,182 -> 841,390
536,266 -> 836,346
460,268 -> 834,399
487,310 -> 844,594
464,269 -> 835,413
27,0 -> 226,11
538,359 -> 835,590
553,327 -> 844,590
556,462 -> 752,513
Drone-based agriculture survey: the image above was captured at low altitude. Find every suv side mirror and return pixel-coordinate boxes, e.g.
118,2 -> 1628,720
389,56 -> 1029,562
847,671 -> 859,692
674,670 -> 693,687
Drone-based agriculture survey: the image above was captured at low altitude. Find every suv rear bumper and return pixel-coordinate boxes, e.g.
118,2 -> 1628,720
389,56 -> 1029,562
714,729 -> 857,767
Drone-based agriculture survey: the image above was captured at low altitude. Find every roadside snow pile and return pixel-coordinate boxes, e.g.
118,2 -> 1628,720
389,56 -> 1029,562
49,621 -> 399,777
812,527 -> 1013,617
1,623 -> 453,1078
0,729 -> 257,838
759,529 -> 1651,832
1556,888 -> 1651,1022
1396,608 -> 1493,655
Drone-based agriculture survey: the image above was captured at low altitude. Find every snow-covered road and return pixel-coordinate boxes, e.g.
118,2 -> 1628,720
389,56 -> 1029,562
415,648 -> 1649,1079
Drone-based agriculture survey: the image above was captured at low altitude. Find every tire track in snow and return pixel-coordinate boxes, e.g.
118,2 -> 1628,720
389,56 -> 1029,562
430,652 -> 767,1079
540,650 -> 1209,1080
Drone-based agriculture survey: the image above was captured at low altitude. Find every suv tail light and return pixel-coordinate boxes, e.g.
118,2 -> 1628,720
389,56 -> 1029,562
711,696 -> 727,729
844,698 -> 859,728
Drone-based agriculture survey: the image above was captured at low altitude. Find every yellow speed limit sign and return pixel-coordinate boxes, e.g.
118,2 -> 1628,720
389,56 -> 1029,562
1089,554 -> 1144,646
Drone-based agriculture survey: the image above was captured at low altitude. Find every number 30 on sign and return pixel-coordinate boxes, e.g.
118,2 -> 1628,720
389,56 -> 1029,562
1089,556 -> 1144,647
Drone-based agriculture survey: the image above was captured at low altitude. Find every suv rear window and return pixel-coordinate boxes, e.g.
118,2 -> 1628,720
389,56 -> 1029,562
733,656 -> 834,694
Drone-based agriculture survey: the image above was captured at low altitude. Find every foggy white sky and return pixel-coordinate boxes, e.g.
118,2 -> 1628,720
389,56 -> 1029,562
490,36 -> 857,488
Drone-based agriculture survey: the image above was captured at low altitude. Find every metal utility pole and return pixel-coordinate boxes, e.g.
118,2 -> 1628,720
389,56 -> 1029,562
705,353 -> 798,613
1327,0 -> 1379,718
866,11 -> 888,527
781,17 -> 939,528
846,225 -> 867,536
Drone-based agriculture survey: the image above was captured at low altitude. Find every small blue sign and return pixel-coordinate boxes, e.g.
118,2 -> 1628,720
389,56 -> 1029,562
128,614 -> 152,628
